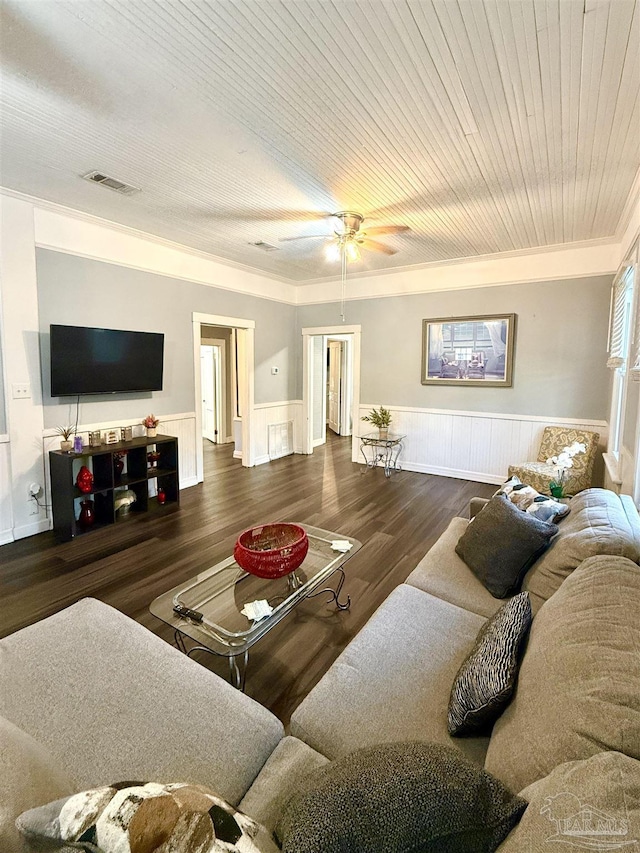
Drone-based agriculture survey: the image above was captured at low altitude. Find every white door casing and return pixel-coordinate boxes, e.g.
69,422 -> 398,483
193,312 -> 255,480
302,325 -> 361,461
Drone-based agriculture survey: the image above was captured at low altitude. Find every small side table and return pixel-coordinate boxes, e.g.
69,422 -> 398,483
360,432 -> 405,477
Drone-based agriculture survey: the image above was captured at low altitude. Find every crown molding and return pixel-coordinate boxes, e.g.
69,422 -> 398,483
297,236 -> 620,287
0,186 -> 293,286
0,186 -> 624,307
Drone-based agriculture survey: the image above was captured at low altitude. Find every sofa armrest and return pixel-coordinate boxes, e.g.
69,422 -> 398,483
469,497 -> 489,518
0,598 -> 284,805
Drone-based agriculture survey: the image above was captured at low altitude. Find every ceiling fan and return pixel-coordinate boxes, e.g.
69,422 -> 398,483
279,211 -> 409,261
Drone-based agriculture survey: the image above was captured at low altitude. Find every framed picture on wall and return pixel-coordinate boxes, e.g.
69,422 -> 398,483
421,314 -> 516,387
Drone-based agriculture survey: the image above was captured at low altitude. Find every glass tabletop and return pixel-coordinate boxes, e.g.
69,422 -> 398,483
149,523 -> 361,655
360,432 -> 406,444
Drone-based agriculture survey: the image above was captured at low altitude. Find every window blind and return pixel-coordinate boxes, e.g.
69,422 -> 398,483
607,271 -> 632,369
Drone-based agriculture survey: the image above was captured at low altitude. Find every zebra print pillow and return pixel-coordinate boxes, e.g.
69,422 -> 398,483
448,592 -> 532,737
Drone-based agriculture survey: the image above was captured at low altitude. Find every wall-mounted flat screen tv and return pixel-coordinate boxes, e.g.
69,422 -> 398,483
50,324 -> 164,396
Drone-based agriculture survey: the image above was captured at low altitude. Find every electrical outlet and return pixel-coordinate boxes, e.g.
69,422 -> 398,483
29,482 -> 42,497
12,383 -> 31,399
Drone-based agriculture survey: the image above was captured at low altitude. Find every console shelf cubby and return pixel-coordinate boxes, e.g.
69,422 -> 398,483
49,433 -> 179,542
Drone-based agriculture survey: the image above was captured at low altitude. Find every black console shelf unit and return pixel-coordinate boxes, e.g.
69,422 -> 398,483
49,433 -> 179,542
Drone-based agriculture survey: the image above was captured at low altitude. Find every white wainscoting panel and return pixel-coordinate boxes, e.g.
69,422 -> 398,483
253,401 -> 304,465
359,405 -> 608,485
0,438 -> 13,545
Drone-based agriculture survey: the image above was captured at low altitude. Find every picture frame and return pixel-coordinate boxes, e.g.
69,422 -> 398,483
421,313 -> 516,387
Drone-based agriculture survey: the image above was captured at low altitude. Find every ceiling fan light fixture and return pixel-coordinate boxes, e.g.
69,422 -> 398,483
326,242 -> 341,262
345,240 -> 360,262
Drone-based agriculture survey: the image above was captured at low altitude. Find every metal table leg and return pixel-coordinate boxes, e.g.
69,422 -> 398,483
306,566 -> 351,610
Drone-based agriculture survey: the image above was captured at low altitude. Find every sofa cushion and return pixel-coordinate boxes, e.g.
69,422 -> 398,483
522,488 -> 640,612
455,494 -> 558,598
405,518 -> 508,619
239,737 -> 329,835
276,742 -> 526,853
290,584 -> 490,766
485,555 -> 640,793
17,781 -> 279,853
448,593 -> 532,736
0,598 -> 284,806
0,715 -> 76,853
497,752 -> 640,852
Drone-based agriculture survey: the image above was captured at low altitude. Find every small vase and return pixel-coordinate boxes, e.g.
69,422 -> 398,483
78,499 -> 95,527
60,440 -> 72,452
549,483 -> 564,499
76,465 -> 94,493
378,428 -> 389,439
146,427 -> 157,437
157,488 -> 166,506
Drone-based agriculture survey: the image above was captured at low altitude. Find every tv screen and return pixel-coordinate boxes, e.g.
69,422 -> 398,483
50,324 -> 164,396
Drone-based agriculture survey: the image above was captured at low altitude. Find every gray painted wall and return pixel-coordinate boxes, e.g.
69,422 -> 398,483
297,275 -> 612,420
36,250 -> 296,429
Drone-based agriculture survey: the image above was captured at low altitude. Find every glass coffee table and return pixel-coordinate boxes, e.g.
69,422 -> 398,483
149,523 -> 361,690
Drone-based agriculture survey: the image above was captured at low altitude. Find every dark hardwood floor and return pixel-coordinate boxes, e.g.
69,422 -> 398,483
0,434 -> 494,725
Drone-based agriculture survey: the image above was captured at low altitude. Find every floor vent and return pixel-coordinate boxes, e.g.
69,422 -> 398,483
82,171 -> 141,195
268,421 -> 294,460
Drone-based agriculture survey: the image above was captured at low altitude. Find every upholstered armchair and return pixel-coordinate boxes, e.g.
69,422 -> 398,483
508,427 -> 600,496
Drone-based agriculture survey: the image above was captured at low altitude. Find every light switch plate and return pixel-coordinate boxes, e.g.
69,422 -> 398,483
271,366 -> 279,375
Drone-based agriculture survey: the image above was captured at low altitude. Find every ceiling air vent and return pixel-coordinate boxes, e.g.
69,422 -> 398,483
249,241 -> 279,252
82,171 -> 141,195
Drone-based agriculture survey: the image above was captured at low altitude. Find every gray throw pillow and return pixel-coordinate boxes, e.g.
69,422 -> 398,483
455,494 -> 558,598
275,741 -> 526,853
448,592 -> 532,736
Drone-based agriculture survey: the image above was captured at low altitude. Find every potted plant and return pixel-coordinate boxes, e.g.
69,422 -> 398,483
142,414 -> 160,437
361,406 -> 392,439
55,425 -> 75,452
546,441 -> 587,498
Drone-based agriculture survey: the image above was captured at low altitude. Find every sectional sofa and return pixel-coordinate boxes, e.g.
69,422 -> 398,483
2,487 -> 639,851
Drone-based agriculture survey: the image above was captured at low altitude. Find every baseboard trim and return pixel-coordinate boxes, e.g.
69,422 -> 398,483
254,454 -> 271,466
0,528 -> 14,545
12,518 -> 51,541
356,457 -> 504,485
179,475 -> 199,490
233,450 -> 243,460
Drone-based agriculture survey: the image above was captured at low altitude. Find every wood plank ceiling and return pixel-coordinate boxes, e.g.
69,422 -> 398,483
1,0 -> 638,282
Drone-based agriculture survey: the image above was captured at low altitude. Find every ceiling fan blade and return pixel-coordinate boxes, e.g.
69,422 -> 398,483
363,225 -> 410,236
279,234 -> 332,242
360,238 -> 397,256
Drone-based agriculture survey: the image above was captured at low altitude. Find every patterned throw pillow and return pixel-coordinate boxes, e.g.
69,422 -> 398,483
500,476 -> 571,522
275,741 -> 526,853
16,781 -> 279,853
448,592 -> 532,737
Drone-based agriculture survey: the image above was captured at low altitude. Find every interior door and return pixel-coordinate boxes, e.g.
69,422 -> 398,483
327,340 -> 343,435
200,346 -> 216,443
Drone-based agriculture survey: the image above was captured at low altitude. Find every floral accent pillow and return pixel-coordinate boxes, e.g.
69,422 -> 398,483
500,476 -> 570,523
16,781 -> 279,853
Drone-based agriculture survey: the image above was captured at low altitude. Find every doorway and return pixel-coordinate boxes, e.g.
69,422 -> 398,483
200,342 -> 224,444
193,312 -> 255,481
302,324 -> 361,462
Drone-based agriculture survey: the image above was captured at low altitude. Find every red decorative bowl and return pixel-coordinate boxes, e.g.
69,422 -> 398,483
234,523 -> 309,579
